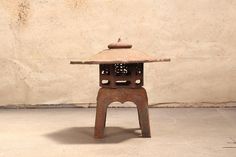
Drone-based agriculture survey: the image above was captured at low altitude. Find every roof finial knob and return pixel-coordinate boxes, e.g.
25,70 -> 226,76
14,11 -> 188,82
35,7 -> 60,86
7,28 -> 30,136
108,38 -> 132,49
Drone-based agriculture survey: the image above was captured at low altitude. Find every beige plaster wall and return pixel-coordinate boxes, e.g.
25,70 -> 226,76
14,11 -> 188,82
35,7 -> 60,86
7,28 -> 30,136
0,0 -> 235,105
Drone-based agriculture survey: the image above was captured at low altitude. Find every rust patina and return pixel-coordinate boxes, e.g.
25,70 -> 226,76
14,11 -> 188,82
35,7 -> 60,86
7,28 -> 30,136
70,39 -> 170,138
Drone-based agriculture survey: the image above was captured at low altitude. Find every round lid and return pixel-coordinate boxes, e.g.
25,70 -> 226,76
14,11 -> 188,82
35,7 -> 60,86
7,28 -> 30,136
71,39 -> 170,64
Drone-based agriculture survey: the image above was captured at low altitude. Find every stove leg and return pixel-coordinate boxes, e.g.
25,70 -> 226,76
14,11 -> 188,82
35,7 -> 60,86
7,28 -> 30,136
134,88 -> 151,138
136,102 -> 151,137
137,107 -> 142,129
94,100 -> 108,139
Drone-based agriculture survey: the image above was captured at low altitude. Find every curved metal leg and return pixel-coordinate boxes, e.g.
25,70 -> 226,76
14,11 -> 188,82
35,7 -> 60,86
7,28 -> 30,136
133,89 -> 151,138
136,102 -> 151,137
94,88 -> 112,138
94,101 -> 108,138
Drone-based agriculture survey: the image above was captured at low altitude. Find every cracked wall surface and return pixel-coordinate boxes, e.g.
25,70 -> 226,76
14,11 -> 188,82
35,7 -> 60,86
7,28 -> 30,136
0,0 -> 236,105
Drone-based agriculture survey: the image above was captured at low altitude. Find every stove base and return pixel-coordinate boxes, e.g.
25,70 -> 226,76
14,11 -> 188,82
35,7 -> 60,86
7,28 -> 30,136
94,87 -> 151,138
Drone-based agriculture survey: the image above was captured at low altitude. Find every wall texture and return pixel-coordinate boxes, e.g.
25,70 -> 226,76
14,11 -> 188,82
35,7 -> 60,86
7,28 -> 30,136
0,0 -> 235,106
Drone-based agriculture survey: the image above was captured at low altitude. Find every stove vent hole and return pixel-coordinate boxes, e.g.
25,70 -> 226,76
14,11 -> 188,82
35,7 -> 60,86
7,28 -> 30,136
115,80 -> 131,86
135,79 -> 141,85
101,80 -> 110,85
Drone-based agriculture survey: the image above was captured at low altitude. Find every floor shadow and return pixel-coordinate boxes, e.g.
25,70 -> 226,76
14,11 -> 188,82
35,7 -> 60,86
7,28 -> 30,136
45,127 -> 141,144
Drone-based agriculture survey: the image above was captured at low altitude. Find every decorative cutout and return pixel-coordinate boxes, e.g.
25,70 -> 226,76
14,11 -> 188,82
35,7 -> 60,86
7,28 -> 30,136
101,80 -> 109,85
101,69 -> 109,75
100,65 -> 110,75
114,64 -> 130,76
135,79 -> 141,85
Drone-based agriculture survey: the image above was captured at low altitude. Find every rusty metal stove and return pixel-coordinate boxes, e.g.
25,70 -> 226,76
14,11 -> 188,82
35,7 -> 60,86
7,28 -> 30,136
71,39 -> 170,138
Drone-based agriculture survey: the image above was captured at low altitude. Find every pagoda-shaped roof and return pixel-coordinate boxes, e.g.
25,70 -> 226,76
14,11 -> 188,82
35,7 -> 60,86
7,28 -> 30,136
71,39 -> 170,64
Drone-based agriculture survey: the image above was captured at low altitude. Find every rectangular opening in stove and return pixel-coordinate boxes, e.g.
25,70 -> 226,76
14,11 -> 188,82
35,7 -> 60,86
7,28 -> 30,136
115,80 -> 131,86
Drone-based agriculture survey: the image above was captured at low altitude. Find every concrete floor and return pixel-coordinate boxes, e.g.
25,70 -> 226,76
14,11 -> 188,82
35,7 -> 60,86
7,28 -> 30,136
0,108 -> 236,157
